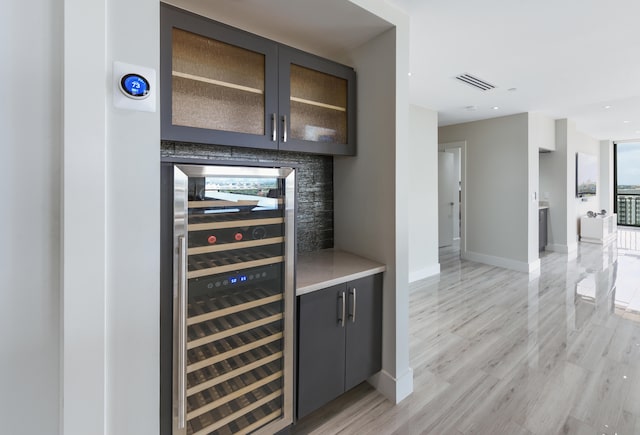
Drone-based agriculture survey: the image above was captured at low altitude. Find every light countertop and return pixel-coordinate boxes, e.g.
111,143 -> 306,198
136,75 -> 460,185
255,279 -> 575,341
296,249 -> 386,296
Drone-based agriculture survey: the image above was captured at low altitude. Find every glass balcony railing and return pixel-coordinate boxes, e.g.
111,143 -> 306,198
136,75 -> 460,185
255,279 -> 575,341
616,194 -> 640,227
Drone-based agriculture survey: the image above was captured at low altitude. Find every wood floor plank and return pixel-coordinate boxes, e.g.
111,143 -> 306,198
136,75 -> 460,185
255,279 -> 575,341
292,236 -> 640,435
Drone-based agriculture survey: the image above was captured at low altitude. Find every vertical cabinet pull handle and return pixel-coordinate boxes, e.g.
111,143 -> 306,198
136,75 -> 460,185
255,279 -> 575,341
337,291 -> 346,327
271,113 -> 277,142
349,288 -> 357,323
177,236 -> 187,429
282,115 -> 288,143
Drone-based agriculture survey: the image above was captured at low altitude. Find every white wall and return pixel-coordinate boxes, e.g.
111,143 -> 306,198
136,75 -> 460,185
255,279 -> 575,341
63,0 -> 108,432
526,114 -> 540,265
105,0 -> 160,432
574,129 -> 601,222
600,140 -> 614,213
335,7 -> 413,401
540,119 -> 573,253
62,0 -> 160,433
439,114 -> 536,272
530,112 -> 556,151
1,1 -> 62,433
543,120 -> 603,252
408,105 -> 440,282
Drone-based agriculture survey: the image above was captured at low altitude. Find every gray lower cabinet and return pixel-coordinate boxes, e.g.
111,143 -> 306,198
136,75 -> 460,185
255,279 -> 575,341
539,208 -> 548,252
296,274 -> 382,419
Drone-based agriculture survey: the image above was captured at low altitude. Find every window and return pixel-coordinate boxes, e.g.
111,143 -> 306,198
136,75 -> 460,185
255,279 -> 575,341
614,142 -> 640,227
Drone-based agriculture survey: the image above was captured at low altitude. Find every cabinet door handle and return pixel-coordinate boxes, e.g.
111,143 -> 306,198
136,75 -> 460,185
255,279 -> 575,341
271,113 -> 277,142
282,115 -> 288,143
349,288 -> 357,323
177,236 -> 187,429
337,291 -> 345,327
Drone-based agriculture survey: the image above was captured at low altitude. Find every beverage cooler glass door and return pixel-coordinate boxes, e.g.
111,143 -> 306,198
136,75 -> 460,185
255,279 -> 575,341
173,165 -> 295,435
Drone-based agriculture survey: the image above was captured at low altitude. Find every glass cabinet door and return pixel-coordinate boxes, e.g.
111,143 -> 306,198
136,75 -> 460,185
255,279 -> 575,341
172,165 -> 295,435
289,65 -> 348,145
172,29 -> 266,135
278,46 -> 356,156
161,4 -> 278,150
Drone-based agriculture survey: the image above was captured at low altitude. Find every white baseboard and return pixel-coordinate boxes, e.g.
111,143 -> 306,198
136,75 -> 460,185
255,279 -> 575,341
408,263 -> 440,283
462,250 -> 540,273
368,367 -> 414,404
547,243 -> 578,256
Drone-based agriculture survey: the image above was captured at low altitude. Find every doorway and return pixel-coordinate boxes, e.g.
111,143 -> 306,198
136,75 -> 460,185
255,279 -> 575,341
438,151 -> 455,247
438,141 -> 466,257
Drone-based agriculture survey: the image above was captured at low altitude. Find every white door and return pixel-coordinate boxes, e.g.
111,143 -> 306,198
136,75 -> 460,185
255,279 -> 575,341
438,151 -> 456,247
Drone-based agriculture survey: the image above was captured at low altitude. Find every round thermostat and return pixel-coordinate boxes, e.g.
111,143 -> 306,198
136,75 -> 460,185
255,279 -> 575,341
119,73 -> 150,99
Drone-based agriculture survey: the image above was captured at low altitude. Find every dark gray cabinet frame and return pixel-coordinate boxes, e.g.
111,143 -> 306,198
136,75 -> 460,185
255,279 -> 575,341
161,3 -> 356,156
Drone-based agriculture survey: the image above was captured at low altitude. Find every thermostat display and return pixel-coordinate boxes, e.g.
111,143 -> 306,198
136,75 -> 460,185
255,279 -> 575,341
120,74 -> 150,99
113,61 -> 156,112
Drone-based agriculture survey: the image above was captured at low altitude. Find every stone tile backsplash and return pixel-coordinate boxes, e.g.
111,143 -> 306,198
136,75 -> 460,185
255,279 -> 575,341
162,141 -> 334,253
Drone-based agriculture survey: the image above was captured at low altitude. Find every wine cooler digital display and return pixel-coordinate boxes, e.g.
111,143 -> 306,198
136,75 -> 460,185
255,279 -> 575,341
172,165 -> 295,435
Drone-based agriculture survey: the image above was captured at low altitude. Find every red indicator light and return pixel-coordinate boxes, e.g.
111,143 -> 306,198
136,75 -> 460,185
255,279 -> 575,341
207,235 -> 217,244
234,233 -> 243,241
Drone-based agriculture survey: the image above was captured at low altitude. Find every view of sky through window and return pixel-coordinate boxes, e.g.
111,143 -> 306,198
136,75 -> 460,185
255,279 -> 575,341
617,142 -> 640,189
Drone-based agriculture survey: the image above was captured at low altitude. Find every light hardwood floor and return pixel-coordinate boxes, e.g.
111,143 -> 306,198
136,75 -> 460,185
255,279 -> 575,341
293,231 -> 640,434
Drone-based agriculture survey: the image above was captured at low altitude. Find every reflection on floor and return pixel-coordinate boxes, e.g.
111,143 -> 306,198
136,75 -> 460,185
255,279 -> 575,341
293,235 -> 640,435
616,226 -> 640,322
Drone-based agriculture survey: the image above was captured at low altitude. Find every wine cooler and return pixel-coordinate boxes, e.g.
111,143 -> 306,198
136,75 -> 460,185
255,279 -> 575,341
162,163 -> 295,435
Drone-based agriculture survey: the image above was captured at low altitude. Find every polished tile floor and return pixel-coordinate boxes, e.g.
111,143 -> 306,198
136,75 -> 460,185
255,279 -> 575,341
293,228 -> 640,434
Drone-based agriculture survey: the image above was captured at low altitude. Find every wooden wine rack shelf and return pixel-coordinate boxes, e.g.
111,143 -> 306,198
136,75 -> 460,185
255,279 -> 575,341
188,199 -> 283,209
184,279 -> 285,434
188,217 -> 284,232
188,256 -> 283,280
188,237 -> 284,256
189,294 -> 283,327
188,313 -> 283,350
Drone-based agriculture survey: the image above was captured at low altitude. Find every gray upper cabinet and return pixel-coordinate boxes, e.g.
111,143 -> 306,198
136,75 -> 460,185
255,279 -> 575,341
278,46 -> 356,156
161,3 -> 356,156
160,4 -> 279,150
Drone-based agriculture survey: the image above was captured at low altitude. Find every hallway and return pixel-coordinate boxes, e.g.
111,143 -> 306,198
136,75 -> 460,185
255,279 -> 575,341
293,238 -> 640,434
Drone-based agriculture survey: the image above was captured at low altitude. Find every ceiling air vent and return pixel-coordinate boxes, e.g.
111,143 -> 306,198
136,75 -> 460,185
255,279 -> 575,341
455,73 -> 496,91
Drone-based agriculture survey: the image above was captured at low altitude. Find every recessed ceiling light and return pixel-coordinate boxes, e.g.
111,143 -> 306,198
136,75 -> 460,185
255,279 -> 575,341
492,106 -> 499,110
408,72 -> 412,77
604,105 -> 612,109
623,120 -> 631,123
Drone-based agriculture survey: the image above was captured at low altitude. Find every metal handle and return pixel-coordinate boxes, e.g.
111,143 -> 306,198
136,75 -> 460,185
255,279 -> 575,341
282,115 -> 287,143
271,113 -> 277,142
177,236 -> 187,429
338,291 -> 345,327
349,288 -> 357,323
